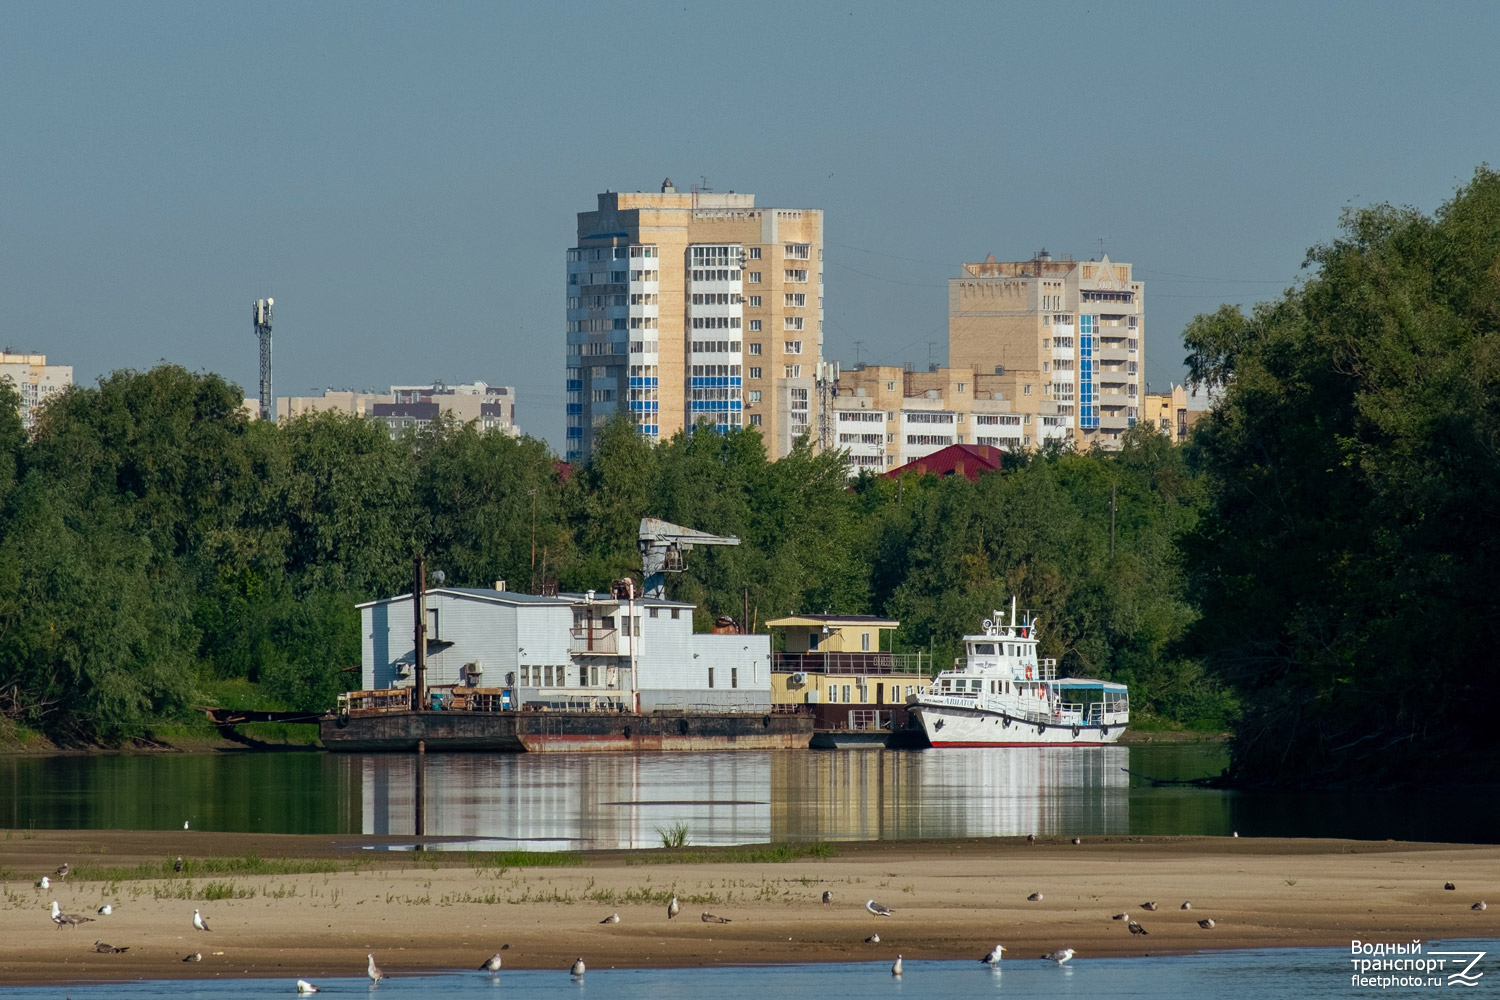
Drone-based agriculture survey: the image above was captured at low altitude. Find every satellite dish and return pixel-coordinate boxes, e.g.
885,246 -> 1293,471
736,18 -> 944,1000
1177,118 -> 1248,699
432,569 -> 446,585
982,619 -> 994,633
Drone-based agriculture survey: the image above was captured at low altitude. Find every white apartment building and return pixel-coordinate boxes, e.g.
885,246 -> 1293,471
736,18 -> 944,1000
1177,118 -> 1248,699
0,353 -> 72,432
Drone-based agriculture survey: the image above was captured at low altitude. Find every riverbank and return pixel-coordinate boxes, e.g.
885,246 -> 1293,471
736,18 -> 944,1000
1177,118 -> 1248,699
1,831 -> 1493,985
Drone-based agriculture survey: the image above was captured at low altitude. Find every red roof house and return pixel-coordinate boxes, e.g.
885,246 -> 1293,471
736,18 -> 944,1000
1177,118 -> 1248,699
883,443 -> 1004,482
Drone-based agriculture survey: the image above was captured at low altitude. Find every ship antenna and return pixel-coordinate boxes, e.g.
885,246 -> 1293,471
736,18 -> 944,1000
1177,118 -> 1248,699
1010,595 -> 1018,636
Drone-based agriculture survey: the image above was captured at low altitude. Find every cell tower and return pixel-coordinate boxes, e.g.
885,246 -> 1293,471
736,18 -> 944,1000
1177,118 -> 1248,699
252,297 -> 274,421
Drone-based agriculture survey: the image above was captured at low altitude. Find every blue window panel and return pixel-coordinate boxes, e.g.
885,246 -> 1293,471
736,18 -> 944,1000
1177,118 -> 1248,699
731,401 -> 741,411
566,379 -> 582,392
1128,417 -> 1137,428
566,426 -> 583,439
566,403 -> 582,415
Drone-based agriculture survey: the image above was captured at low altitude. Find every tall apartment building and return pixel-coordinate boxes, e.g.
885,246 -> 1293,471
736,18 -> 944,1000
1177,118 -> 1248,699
831,363 -> 1065,474
566,181 -> 823,463
949,252 -> 1144,449
0,352 -> 73,432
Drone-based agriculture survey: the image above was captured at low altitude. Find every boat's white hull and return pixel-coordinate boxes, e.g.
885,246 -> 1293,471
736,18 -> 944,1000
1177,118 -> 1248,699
913,704 -> 1125,747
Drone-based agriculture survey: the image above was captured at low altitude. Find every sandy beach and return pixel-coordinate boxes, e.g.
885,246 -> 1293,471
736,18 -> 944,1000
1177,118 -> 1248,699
1,830 -> 1495,985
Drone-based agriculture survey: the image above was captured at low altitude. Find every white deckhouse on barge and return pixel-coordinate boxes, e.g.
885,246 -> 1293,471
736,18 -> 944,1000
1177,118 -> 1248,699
911,599 -> 1128,747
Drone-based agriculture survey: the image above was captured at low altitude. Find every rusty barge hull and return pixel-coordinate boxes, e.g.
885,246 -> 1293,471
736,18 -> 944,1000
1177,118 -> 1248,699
320,710 -> 812,753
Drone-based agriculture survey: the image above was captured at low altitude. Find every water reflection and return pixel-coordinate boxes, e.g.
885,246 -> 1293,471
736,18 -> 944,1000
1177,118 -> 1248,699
360,748 -> 1131,849
2,745 -> 1496,845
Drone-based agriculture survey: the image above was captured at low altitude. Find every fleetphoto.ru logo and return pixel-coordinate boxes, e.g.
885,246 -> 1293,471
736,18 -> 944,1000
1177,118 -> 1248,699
1350,940 -> 1485,989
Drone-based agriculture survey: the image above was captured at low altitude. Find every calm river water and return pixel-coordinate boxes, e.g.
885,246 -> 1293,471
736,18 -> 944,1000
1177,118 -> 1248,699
3,945 -> 1497,999
1,745 -> 1493,846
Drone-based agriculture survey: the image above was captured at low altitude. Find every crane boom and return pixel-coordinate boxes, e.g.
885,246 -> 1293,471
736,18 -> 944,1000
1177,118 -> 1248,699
638,517 -> 740,599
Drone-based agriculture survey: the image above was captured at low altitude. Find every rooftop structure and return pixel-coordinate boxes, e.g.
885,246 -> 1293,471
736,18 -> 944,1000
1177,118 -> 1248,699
0,352 -> 73,432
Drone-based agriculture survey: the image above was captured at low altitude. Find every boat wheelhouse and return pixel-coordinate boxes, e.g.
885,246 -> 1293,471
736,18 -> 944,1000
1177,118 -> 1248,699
911,599 -> 1128,747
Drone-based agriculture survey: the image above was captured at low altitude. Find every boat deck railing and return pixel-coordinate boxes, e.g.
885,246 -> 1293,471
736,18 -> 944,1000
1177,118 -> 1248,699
773,652 -> 927,675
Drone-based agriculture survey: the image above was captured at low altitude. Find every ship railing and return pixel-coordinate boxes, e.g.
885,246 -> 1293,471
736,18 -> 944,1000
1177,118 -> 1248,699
1037,658 -> 1058,681
569,626 -> 620,654
773,652 -> 927,675
337,688 -> 411,716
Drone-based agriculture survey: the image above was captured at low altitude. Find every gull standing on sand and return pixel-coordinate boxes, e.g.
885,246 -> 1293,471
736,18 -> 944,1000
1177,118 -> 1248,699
1026,892 -> 1044,902
1042,948 -> 1075,966
1474,901 -> 1488,911
193,909 -> 211,931
866,899 -> 893,917
570,958 -> 586,979
980,944 -> 1006,965
865,933 -> 880,943
600,912 -> 620,924
1198,918 -> 1216,929
97,905 -> 113,915
54,863 -> 69,879
479,954 -> 503,973
51,901 -> 94,930
296,980 -> 321,994
184,821 -> 190,830
93,940 -> 128,953
367,954 -> 385,983
1445,882 -> 1457,890
174,856 -> 184,873
891,955 -> 903,977
1180,901 -> 1192,910
1128,920 -> 1149,936
183,952 -> 202,963
1140,901 -> 1158,911
668,895 -> 680,919
1111,913 -> 1127,920
822,890 -> 833,905
36,876 -> 49,889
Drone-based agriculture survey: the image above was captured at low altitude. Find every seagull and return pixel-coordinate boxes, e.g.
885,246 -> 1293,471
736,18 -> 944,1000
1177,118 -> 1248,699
479,954 -> 503,973
367,954 -> 384,983
36,876 -> 49,889
97,905 -> 113,915
701,912 -> 732,923
1181,901 -> 1192,910
891,955 -> 903,977
1128,920 -> 1149,936
1042,947 -> 1075,966
1198,918 -> 1216,929
668,895 -> 680,918
1474,901 -> 1488,911
570,958 -> 586,978
51,901 -> 94,930
193,909 -> 211,931
1111,912 -> 1127,920
980,943 -> 1006,965
1232,831 -> 1239,838
1027,892 -> 1043,902
865,933 -> 880,944
183,952 -> 202,963
93,940 -> 128,953
1140,901 -> 1158,911
184,820 -> 190,830
296,981 -> 321,994
54,863 -> 69,879
1445,882 -> 1456,891
174,856 -> 184,873
1027,834 -> 1036,845
821,890 -> 833,905
1071,837 -> 1082,845
600,912 -> 620,924
866,899 -> 893,917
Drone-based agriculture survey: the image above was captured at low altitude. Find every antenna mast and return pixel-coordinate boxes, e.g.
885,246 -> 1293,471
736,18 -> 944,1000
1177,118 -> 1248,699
253,298 -> 275,421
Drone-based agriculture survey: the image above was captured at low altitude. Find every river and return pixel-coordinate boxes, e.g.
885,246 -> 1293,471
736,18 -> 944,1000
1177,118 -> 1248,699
0,744 -> 1492,847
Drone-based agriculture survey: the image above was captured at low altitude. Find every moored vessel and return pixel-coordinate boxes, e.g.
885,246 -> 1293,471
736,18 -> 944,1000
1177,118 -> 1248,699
911,599 -> 1128,747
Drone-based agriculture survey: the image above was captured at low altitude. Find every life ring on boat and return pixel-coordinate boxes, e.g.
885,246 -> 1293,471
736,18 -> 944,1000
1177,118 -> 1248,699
1001,714 -> 1011,728
1071,726 -> 1080,738
1025,665 -> 1034,680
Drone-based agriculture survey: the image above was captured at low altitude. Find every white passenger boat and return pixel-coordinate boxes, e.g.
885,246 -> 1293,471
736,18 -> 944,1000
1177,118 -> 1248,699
911,600 -> 1128,747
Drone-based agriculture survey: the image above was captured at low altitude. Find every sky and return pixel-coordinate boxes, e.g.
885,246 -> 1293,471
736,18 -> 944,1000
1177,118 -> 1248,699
3,1 -> 1497,450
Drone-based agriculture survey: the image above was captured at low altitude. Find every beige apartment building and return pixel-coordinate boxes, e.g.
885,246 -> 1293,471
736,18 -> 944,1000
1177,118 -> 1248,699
0,352 -> 73,432
831,363 -> 1063,472
949,251 -> 1144,449
278,382 -> 518,438
566,180 -> 824,463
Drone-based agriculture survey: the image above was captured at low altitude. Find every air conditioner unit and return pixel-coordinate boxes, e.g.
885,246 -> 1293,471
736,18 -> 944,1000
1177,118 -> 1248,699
789,672 -> 807,685
466,661 -> 484,675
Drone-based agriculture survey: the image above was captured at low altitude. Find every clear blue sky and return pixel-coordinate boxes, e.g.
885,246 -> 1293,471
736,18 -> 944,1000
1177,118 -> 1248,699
3,1 -> 1495,449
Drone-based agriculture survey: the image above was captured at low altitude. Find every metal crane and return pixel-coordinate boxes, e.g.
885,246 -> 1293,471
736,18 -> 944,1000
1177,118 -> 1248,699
638,518 -> 740,599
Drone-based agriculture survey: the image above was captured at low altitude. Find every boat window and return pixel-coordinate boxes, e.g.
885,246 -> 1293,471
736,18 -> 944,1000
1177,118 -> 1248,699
973,643 -> 996,656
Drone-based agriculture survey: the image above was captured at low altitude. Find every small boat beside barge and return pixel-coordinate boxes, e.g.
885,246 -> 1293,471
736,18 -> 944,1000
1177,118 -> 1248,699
911,600 -> 1128,747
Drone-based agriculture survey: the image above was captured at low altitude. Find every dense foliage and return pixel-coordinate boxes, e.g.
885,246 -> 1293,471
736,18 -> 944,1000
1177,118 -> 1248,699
1183,166 -> 1500,786
0,371 -> 1225,743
